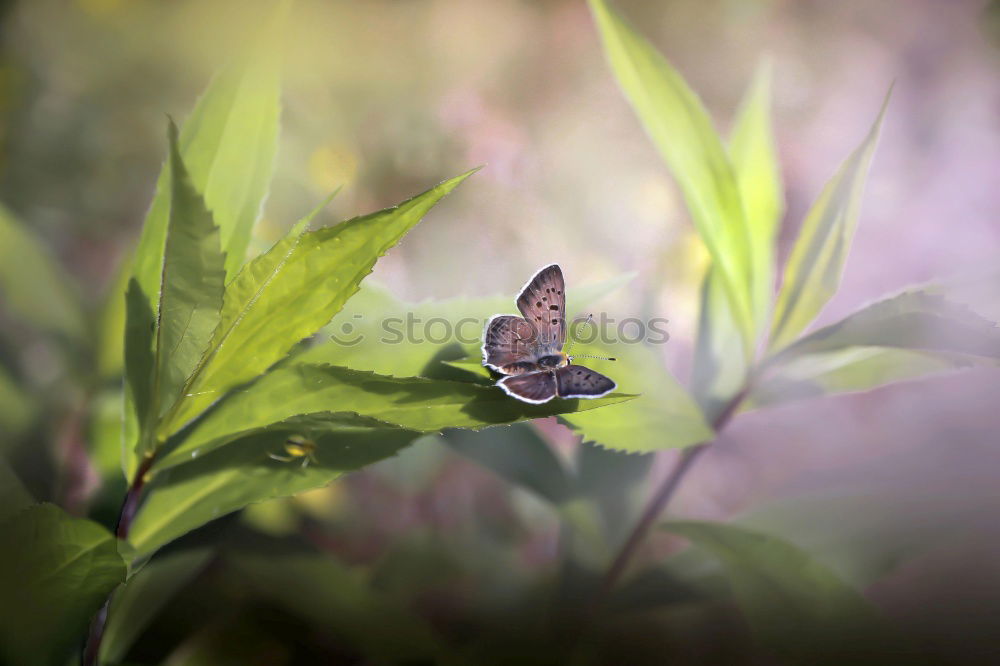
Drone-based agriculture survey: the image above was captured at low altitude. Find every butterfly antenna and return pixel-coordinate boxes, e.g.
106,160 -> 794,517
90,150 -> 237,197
569,353 -> 617,362
565,315 -> 615,361
564,314 -> 594,357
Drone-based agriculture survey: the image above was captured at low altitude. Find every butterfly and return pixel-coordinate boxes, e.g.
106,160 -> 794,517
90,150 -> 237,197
482,264 -> 616,404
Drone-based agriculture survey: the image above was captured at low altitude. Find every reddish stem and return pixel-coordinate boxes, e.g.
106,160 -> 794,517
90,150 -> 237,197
592,386 -> 748,608
116,455 -> 154,539
82,454 -> 155,666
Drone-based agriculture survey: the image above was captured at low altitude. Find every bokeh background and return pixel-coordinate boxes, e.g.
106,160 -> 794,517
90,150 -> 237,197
2,0 -> 999,663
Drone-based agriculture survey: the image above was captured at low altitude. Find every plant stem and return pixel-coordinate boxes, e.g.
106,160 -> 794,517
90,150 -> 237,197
594,444 -> 707,604
82,454 -> 155,666
116,455 -> 155,539
592,387 -> 748,607
81,598 -> 109,666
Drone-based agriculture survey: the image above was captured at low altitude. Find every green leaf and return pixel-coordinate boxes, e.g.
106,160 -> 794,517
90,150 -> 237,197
127,420 -> 421,556
731,59 -> 784,330
100,547 -> 214,664
560,342 -> 712,452
142,122 -> 226,456
186,28 -> 283,279
130,19 -> 282,301
0,504 -> 126,666
159,170 -> 476,438
0,202 -> 86,341
444,425 -> 575,505
228,547 -> 448,663
770,89 -> 891,351
693,61 -> 783,417
157,364 -> 635,471
748,346 -> 982,409
691,268 -> 748,421
298,271 -> 633,379
663,520 -> 900,662
769,289 -> 1000,361
751,290 -> 1000,407
295,274 -> 706,456
588,0 -> 754,349
441,355 -> 494,379
124,279 -> 155,457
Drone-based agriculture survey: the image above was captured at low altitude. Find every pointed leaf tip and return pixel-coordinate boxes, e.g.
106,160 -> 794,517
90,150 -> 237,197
587,0 -> 756,355
156,171 -> 481,437
769,87 -> 891,351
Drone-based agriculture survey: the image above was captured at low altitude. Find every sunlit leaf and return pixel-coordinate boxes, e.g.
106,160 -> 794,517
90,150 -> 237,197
156,364 -> 634,471
158,171 -> 477,438
0,203 -> 86,342
296,274 -> 707,455
130,16 -> 283,302
691,269 -> 748,422
139,122 -> 226,459
663,520 -> 901,662
770,89 -> 891,351
100,547 -> 214,664
0,504 -> 125,666
127,420 -> 422,556
560,341 -> 712,453
731,59 -> 784,331
298,272 -> 635,378
692,61 -> 783,419
588,0 -> 754,349
440,355 -> 494,380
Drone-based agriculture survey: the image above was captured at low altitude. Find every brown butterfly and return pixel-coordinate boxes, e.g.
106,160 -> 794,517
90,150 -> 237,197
482,264 -> 616,404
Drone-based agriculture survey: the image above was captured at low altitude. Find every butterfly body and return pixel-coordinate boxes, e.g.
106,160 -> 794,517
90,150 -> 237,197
482,264 -> 616,404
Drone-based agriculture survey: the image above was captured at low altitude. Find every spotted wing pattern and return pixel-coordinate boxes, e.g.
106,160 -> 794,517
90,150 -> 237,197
516,264 -> 566,349
555,365 -> 616,398
482,315 -> 538,374
498,371 -> 557,404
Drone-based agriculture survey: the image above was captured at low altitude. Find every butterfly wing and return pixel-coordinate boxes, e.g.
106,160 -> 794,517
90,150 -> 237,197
498,371 -> 557,404
516,264 -> 567,350
555,365 -> 616,399
482,315 -> 539,374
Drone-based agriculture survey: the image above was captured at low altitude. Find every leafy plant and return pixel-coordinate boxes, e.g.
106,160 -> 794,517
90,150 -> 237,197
1,2 -> 998,664
525,0 -> 1000,658
0,17 -> 631,666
